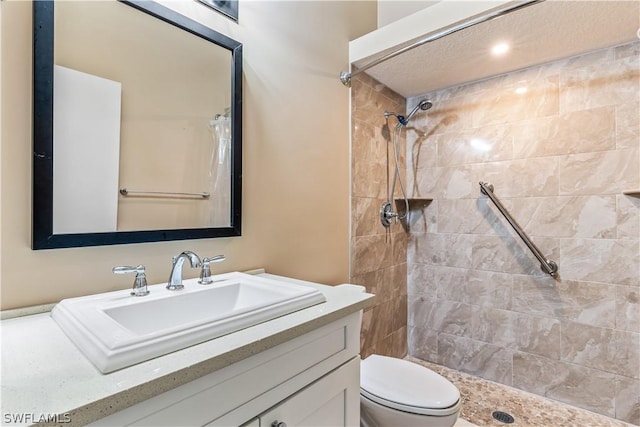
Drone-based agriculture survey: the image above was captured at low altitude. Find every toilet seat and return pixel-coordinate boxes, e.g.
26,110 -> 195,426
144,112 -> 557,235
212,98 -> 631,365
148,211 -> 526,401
361,355 -> 461,417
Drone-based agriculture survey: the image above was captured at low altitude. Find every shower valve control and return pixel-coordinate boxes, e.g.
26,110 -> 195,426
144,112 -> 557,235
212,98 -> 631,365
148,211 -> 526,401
380,201 -> 398,228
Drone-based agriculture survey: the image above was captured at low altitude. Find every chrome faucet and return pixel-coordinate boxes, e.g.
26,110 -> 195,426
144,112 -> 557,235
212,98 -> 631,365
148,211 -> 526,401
167,251 -> 201,290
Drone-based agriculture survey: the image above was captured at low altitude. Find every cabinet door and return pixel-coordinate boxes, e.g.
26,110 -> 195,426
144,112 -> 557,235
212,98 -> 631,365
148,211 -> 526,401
260,357 -> 360,427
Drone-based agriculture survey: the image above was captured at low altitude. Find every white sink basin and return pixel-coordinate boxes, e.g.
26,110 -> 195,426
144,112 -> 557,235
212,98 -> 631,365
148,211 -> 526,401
51,272 -> 326,373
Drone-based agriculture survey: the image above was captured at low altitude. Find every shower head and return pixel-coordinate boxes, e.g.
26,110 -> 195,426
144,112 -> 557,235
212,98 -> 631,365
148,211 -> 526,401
384,99 -> 433,127
394,99 -> 433,127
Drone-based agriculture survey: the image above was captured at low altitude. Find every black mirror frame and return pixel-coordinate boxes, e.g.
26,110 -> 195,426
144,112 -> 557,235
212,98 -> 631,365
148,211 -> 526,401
32,0 -> 242,250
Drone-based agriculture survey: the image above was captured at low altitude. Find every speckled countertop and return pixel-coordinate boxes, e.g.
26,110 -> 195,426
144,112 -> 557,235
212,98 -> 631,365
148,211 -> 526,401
0,273 -> 374,426
407,357 -> 635,427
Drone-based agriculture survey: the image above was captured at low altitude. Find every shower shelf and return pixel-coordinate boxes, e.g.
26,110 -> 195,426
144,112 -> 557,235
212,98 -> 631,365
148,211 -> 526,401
394,197 -> 433,211
622,189 -> 640,198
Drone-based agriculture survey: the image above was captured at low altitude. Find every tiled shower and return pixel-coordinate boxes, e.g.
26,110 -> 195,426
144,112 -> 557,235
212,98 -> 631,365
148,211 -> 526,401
351,41 -> 640,424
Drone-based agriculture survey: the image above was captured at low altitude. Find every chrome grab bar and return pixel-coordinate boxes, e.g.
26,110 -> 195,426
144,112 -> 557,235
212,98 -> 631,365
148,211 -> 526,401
119,188 -> 210,199
479,182 -> 558,277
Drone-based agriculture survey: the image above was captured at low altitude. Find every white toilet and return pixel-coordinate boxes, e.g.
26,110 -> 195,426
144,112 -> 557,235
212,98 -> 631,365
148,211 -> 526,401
360,354 -> 461,427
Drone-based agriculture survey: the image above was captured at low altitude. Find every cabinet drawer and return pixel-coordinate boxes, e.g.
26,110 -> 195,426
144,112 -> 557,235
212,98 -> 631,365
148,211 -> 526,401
257,356 -> 360,427
92,312 -> 361,426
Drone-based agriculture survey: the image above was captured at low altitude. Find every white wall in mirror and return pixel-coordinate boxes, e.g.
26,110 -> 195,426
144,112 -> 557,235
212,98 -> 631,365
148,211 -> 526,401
53,65 -> 121,234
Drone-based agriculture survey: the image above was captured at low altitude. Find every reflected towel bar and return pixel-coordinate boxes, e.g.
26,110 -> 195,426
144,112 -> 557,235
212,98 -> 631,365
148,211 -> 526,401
119,188 -> 210,199
479,182 -> 558,277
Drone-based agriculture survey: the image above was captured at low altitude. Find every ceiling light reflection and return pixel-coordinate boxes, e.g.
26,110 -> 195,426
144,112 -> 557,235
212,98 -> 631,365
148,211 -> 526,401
470,138 -> 491,153
491,42 -> 509,56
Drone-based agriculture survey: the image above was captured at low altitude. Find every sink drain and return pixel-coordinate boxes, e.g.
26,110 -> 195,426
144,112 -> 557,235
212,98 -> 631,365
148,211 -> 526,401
492,411 -> 515,424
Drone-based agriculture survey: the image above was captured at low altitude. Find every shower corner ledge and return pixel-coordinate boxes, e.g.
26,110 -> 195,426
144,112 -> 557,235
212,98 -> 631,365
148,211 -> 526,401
395,197 -> 433,210
622,189 -> 640,198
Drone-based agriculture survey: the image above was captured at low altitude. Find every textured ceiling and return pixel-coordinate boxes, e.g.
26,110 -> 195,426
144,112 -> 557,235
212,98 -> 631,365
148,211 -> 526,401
356,1 -> 640,98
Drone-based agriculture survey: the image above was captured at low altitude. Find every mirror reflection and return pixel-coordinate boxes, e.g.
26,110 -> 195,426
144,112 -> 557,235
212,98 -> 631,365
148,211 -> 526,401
33,0 -> 243,249
54,0 -> 231,233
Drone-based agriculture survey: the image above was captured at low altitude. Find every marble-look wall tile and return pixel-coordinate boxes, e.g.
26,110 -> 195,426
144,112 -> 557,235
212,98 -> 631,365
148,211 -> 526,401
409,232 -> 473,268
437,268 -> 513,310
471,234 -> 560,276
357,41 -> 640,425
351,263 -> 406,304
560,321 -> 640,379
392,294 -> 408,333
407,127 -> 438,174
559,238 -> 640,286
511,106 -> 616,158
352,119 -> 386,167
438,198 -> 506,235
376,326 -> 408,359
391,231 -> 408,266
559,148 -> 639,196
472,157 -> 560,198
352,159 -> 387,199
509,196 -> 617,239
418,93 -> 477,137
352,197 -> 387,237
469,76 -> 560,127
560,55 -> 640,114
414,165 -> 475,199
436,126 -> 514,167
512,276 -> 616,328
470,308 -> 562,361
556,46 -> 616,72
352,74 -> 404,120
470,306 -> 517,348
616,376 -> 640,425
617,194 -> 640,240
351,72 -> 408,359
438,334 -> 513,385
408,325 -> 438,362
409,296 -> 473,337
514,313 -> 561,360
407,263 -> 445,299
513,352 -> 617,418
362,302 -> 395,347
616,285 -> 640,332
352,234 -> 392,276
616,102 -> 640,149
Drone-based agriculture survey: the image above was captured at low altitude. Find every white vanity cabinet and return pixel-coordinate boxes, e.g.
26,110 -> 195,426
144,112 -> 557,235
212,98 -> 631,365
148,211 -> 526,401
91,312 -> 362,427
254,357 -> 360,427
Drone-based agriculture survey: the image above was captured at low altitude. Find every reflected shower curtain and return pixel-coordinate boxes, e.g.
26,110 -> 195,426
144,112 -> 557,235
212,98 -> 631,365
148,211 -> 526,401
208,115 -> 231,226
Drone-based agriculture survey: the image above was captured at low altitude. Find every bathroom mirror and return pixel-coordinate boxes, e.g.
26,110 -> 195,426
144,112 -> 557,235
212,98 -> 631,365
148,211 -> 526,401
32,0 -> 243,249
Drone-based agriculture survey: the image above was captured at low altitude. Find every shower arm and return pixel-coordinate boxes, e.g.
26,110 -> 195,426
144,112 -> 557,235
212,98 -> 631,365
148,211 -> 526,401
339,0 -> 543,86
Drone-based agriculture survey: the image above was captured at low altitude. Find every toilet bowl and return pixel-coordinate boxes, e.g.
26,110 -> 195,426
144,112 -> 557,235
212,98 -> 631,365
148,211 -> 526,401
360,354 -> 461,427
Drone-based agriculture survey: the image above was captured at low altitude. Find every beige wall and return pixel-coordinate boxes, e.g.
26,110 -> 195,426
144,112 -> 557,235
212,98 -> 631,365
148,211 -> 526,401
406,41 -> 639,424
0,0 -> 377,309
377,0 -> 437,28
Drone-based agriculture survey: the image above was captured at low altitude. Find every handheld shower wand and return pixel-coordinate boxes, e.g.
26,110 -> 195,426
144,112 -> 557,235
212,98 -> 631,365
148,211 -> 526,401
381,99 -> 433,228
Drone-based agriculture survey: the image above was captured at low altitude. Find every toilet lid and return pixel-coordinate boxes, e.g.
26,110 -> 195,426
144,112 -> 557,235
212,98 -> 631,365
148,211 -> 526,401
361,355 -> 460,416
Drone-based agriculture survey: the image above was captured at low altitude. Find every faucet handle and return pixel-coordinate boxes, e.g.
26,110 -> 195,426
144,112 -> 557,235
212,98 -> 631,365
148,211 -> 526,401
198,255 -> 226,285
113,265 -> 150,297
